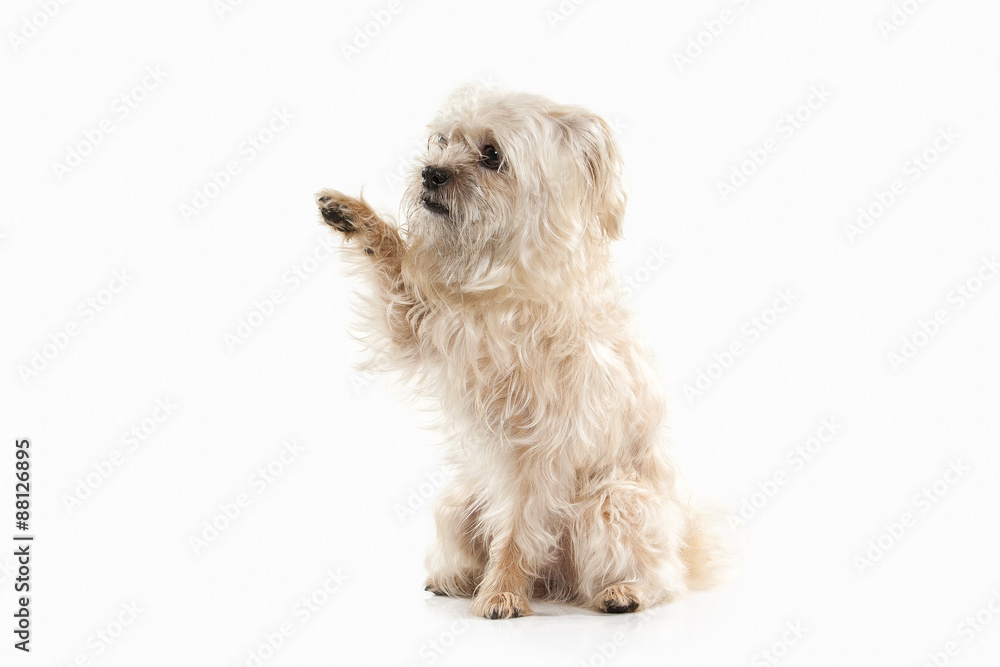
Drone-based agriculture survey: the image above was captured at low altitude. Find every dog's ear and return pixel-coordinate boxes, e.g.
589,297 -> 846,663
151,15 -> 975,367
551,108 -> 626,241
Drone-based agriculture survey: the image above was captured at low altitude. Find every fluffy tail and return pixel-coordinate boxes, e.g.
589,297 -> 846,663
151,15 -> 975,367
680,503 -> 743,590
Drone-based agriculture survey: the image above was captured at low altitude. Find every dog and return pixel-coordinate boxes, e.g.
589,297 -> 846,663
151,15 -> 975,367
316,87 -> 730,619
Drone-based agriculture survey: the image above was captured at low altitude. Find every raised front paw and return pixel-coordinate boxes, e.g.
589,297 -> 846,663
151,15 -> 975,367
315,190 -> 358,233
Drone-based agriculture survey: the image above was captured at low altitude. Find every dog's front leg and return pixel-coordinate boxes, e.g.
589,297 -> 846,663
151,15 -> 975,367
472,493 -> 535,619
471,450 -> 566,619
315,190 -> 422,354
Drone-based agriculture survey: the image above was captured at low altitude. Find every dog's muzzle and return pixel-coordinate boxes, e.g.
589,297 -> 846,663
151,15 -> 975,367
420,166 -> 452,215
421,195 -> 450,216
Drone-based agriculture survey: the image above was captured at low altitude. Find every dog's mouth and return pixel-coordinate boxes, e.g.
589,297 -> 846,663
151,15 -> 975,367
421,196 -> 450,216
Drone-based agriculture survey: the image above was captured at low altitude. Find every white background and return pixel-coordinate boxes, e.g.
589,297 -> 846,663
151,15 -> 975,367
3,0 -> 1000,665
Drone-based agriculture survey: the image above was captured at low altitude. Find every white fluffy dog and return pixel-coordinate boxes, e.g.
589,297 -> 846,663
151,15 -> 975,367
316,87 -> 729,619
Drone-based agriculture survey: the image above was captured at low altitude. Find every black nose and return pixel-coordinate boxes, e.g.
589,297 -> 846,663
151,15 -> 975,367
422,166 -> 451,190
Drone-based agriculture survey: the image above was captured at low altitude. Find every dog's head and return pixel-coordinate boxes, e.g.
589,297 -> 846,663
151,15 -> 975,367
402,87 -> 626,296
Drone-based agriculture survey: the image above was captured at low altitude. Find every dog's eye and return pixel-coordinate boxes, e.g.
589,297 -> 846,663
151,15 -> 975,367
480,145 -> 502,170
428,134 -> 447,151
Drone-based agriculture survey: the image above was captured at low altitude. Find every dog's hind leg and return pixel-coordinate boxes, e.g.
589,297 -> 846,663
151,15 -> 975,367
569,481 -> 688,613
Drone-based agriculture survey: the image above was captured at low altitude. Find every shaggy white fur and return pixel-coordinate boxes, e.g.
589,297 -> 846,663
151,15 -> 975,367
316,87 -> 733,619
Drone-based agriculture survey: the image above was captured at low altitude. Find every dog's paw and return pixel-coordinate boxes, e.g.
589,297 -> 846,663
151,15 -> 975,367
598,584 -> 640,614
315,190 -> 359,233
424,571 -> 479,598
424,583 -> 447,596
472,591 -> 530,619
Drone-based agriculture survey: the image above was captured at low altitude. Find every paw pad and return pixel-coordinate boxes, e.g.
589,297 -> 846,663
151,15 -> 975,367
315,192 -> 356,233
